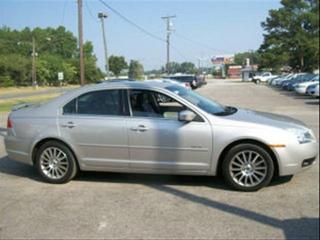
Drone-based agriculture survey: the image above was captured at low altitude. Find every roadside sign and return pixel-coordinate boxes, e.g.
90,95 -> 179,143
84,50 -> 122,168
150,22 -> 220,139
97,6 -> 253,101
58,72 -> 64,81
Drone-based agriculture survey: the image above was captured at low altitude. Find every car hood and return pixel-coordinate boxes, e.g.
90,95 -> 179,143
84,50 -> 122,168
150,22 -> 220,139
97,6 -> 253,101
221,108 -> 308,130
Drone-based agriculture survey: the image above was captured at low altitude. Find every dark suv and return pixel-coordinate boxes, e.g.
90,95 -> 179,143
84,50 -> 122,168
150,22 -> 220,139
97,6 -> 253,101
164,75 -> 206,89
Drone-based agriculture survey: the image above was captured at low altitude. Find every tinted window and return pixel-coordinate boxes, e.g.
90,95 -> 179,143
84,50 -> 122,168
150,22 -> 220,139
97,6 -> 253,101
129,90 -> 201,121
63,99 -> 76,114
63,90 -> 124,116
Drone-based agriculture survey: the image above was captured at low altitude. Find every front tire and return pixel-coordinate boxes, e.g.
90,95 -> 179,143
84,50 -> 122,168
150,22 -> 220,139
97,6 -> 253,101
35,141 -> 78,184
222,144 -> 274,191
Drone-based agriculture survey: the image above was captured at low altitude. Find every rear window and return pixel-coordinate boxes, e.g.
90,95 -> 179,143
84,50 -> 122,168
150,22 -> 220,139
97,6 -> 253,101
63,90 -> 126,116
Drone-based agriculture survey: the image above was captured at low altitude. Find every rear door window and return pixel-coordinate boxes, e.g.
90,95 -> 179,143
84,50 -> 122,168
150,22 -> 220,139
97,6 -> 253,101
63,90 -> 127,116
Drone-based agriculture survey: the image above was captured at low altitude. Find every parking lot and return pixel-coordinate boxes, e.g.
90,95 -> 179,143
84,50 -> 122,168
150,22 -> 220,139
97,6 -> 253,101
0,80 -> 319,239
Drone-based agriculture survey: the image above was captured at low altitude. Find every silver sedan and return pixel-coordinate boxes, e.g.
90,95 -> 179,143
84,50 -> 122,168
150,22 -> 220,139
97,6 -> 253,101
4,81 -> 318,191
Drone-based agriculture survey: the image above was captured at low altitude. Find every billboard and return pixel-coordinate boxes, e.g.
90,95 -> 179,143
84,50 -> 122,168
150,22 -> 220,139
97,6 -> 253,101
211,55 -> 234,65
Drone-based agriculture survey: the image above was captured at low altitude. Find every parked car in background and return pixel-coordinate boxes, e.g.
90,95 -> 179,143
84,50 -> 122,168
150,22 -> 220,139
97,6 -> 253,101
306,83 -> 319,98
272,74 -> 296,87
195,75 -> 207,87
267,76 -> 282,85
146,79 -> 191,90
280,73 -> 308,89
294,75 -> 319,94
4,81 -> 318,191
283,73 -> 315,91
164,75 -> 204,89
312,84 -> 319,98
252,72 -> 276,84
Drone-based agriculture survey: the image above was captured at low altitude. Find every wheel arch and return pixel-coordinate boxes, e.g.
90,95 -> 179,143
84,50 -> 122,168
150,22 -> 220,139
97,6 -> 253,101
31,137 -> 79,169
216,139 -> 279,178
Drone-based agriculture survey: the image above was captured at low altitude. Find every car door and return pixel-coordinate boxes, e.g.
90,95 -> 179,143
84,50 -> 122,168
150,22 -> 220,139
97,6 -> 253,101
126,89 -> 212,174
58,89 -> 130,170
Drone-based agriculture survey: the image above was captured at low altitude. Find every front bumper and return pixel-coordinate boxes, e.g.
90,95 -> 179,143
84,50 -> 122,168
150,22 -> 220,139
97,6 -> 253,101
294,87 -> 307,94
273,141 -> 319,176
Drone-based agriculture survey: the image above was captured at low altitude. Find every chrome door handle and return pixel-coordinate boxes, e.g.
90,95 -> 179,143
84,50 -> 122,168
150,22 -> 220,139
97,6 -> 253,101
61,122 -> 76,129
137,125 -> 148,132
131,125 -> 148,132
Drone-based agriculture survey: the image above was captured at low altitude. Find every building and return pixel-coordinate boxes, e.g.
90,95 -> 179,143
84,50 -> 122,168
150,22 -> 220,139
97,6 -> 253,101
241,64 -> 259,81
227,65 -> 242,79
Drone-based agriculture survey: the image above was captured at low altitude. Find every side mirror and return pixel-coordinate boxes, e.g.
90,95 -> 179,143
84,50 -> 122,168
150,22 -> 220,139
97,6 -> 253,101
178,110 -> 196,122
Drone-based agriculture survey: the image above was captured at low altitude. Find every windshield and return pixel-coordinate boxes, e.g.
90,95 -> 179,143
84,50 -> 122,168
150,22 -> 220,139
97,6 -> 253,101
166,85 -> 237,116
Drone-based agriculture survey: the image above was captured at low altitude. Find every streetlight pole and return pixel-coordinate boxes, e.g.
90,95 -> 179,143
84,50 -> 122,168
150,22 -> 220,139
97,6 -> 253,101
77,0 -> 85,86
98,12 -> 109,79
162,15 -> 176,74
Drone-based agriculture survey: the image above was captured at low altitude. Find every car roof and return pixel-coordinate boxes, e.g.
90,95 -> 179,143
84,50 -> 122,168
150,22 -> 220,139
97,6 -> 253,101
55,80 -> 175,102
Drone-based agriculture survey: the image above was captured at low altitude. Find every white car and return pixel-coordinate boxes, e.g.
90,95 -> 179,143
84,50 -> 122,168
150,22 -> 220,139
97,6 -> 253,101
253,72 -> 276,84
294,75 -> 319,94
306,83 -> 319,97
311,84 -> 319,97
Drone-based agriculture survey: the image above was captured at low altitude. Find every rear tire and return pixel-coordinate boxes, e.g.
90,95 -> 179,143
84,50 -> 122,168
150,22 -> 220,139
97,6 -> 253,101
222,143 -> 274,191
35,141 -> 78,184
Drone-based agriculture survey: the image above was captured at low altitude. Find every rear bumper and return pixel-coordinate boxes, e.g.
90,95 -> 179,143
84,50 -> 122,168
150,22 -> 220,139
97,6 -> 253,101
4,135 -> 33,165
274,141 -> 319,176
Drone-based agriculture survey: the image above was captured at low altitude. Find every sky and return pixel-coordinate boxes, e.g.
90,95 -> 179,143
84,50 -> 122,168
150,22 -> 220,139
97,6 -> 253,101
0,0 -> 281,71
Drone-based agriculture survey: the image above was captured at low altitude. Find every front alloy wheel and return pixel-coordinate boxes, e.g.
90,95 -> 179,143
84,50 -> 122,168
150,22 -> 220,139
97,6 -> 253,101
222,144 -> 274,191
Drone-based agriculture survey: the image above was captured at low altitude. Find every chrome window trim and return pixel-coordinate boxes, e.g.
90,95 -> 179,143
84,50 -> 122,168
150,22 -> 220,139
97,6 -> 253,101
58,85 -> 210,124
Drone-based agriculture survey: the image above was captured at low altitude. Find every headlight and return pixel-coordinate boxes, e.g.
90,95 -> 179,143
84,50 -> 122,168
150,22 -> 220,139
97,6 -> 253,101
287,128 -> 315,144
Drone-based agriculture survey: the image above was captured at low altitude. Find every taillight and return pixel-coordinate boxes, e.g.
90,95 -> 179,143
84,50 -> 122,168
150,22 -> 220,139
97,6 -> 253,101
7,117 -> 13,129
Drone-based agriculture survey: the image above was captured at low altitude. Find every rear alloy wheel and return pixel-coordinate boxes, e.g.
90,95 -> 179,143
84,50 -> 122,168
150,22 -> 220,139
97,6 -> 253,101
36,141 -> 77,183
222,144 -> 274,191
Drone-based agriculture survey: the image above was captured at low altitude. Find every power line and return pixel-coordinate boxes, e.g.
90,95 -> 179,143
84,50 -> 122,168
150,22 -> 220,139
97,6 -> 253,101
98,0 -> 165,42
60,0 -> 68,26
171,45 -> 191,61
84,0 -> 99,23
174,31 -> 228,53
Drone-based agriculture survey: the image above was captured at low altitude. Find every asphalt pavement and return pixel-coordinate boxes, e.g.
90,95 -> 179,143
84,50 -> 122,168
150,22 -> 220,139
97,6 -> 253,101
0,80 -> 319,239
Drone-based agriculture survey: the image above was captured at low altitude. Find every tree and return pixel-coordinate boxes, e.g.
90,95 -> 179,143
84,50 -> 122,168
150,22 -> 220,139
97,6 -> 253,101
128,60 -> 144,80
259,0 -> 319,72
234,51 -> 260,66
180,62 -> 196,74
109,55 -> 127,77
0,26 -> 103,86
166,62 -> 181,74
0,54 -> 31,86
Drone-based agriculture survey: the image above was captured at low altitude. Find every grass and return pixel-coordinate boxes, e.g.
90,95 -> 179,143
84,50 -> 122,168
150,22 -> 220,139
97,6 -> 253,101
0,85 -> 79,96
0,93 -> 61,113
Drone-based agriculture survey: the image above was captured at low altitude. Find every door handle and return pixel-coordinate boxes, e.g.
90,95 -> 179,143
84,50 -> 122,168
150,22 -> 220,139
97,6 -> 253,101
130,125 -> 148,132
61,122 -> 76,129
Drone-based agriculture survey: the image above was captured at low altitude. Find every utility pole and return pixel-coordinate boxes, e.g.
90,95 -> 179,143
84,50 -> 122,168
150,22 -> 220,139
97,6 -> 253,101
77,0 -> 85,86
161,15 -> 176,74
31,36 -> 38,88
98,12 -> 109,79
